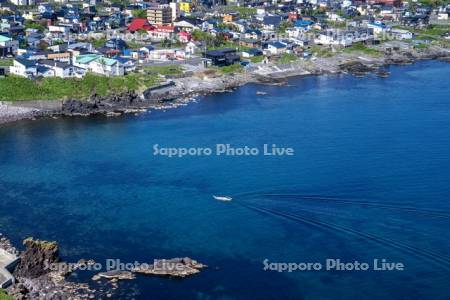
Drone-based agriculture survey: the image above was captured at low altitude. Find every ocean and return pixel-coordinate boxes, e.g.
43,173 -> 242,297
0,60 -> 449,299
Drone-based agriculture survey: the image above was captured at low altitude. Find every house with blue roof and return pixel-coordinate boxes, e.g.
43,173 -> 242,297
262,16 -> 283,30
294,20 -> 314,29
114,56 -> 136,72
367,21 -> 390,35
244,29 -> 262,40
266,41 -> 287,55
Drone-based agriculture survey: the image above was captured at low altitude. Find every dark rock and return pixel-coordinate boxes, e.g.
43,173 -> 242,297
132,257 -> 207,278
13,238 -> 59,279
338,61 -> 376,76
7,282 -> 29,300
61,91 -> 145,116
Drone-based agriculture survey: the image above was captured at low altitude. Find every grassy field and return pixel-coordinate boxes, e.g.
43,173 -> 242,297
215,63 -> 243,74
0,59 -> 13,67
394,24 -> 450,37
222,6 -> 256,19
0,73 -> 161,101
143,65 -> 184,76
343,43 -> 383,57
310,45 -> 334,57
0,290 -> 12,300
277,53 -> 299,63
250,55 -> 265,63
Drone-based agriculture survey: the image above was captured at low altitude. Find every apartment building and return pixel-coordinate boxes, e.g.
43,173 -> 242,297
147,6 -> 172,25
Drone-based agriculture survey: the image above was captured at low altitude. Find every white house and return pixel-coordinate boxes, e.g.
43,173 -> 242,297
37,60 -> 74,78
437,12 -> 448,20
74,54 -> 124,76
10,59 -> 37,78
390,28 -> 413,40
367,21 -> 390,35
315,29 -> 374,46
266,41 -> 287,55
185,41 -> 198,55
90,57 -> 124,76
10,0 -> 35,6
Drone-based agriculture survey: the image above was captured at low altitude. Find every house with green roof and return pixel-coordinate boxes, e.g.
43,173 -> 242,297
0,35 -> 19,58
73,53 -> 124,76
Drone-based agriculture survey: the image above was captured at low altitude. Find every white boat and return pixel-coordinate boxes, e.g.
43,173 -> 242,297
213,195 -> 233,201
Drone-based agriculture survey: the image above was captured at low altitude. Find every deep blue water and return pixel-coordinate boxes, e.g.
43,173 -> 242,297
1,60 -> 450,299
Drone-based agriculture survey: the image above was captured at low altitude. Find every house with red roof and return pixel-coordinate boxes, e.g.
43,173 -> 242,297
147,25 -> 175,40
128,19 -> 175,41
177,31 -> 192,43
127,18 -> 155,32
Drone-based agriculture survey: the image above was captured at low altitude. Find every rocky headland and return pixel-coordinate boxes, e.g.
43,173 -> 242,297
0,234 -> 206,299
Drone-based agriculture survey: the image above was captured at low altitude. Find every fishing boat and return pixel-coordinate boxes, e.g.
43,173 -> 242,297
213,195 -> 233,201
256,91 -> 267,95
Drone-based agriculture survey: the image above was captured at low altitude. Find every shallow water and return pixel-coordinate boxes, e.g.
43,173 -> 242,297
0,60 -> 449,299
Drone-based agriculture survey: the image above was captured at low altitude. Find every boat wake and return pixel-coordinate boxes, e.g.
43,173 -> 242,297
254,193 -> 450,220
239,203 -> 450,268
233,190 -> 450,220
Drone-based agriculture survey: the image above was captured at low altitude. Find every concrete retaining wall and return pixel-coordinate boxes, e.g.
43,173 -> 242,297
0,249 -> 19,289
2,100 -> 63,111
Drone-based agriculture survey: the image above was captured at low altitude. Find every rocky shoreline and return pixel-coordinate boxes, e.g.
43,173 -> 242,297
0,45 -> 449,126
0,235 -> 207,299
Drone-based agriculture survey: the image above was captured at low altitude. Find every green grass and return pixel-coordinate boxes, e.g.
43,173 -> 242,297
418,26 -> 450,36
223,6 -> 256,19
394,24 -> 450,37
206,41 -> 252,52
0,289 -> 13,300
250,55 -> 265,63
89,38 -> 107,48
343,43 -> 383,57
327,20 -> 348,29
414,42 -> 430,49
309,45 -> 334,57
215,63 -> 243,74
277,53 -> 298,64
0,73 -> 161,101
0,59 -> 13,67
143,65 -> 184,76
418,0 -> 450,7
126,40 -> 146,49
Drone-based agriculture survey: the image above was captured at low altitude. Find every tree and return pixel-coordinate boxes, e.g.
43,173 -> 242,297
132,9 -> 147,18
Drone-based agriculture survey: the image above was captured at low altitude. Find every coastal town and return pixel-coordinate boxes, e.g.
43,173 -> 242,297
0,0 -> 448,105
0,0 -> 449,299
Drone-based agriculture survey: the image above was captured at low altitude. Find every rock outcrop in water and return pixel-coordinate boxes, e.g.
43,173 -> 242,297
92,270 -> 136,281
3,236 -> 207,299
132,257 -> 207,278
8,238 -> 96,300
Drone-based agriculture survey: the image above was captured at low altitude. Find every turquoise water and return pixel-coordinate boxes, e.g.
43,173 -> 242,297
0,61 -> 449,299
